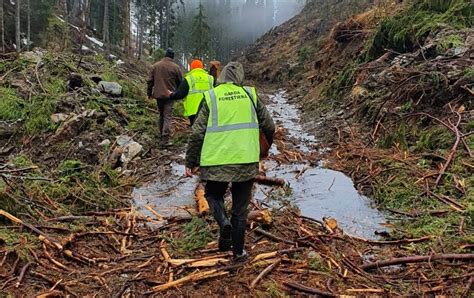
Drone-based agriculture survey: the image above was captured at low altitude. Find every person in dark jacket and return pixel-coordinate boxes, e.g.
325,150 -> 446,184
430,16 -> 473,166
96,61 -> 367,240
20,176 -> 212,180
147,48 -> 183,147
185,62 -> 275,261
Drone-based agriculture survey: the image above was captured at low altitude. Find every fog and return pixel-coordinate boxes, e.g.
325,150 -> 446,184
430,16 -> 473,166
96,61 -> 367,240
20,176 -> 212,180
183,0 -> 306,45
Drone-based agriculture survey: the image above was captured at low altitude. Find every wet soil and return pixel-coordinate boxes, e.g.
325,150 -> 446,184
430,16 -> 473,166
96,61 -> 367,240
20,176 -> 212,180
134,90 -> 387,238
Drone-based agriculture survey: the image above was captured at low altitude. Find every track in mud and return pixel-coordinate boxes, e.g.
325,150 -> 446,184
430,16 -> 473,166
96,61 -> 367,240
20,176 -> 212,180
134,90 -> 386,238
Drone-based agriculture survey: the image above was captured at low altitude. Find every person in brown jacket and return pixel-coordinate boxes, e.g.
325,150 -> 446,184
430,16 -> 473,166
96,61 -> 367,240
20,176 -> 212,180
147,48 -> 183,147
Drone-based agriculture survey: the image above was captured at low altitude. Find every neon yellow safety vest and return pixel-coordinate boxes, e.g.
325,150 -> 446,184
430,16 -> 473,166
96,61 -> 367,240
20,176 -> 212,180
200,83 -> 260,166
183,68 -> 214,117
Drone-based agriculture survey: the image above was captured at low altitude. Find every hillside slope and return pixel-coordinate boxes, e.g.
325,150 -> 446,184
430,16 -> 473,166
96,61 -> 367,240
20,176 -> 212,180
241,0 -> 473,295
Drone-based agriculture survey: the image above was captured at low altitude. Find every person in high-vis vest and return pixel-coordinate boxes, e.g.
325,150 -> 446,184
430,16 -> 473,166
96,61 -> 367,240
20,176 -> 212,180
185,62 -> 275,262
168,59 -> 214,125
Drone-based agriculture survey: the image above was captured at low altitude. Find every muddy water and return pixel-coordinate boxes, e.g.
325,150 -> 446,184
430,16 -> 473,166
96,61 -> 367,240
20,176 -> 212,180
133,157 -> 197,219
260,91 -> 386,238
133,90 -> 386,238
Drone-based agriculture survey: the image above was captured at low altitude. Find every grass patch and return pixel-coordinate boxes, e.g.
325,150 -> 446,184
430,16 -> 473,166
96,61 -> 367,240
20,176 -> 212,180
0,87 -> 25,121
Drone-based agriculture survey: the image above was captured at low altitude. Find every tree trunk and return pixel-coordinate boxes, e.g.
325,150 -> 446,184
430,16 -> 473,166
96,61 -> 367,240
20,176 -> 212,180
122,0 -> 131,57
103,0 -> 109,51
164,0 -> 170,49
0,0 -> 4,52
137,4 -> 143,59
159,0 -> 164,48
26,0 -> 30,51
58,0 -> 67,17
15,0 -> 20,53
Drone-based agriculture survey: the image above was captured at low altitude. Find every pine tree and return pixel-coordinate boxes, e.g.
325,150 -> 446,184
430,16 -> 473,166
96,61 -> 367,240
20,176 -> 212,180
15,0 -> 20,52
26,0 -> 29,51
122,0 -> 131,57
191,2 -> 210,60
0,0 -> 4,52
103,0 -> 110,50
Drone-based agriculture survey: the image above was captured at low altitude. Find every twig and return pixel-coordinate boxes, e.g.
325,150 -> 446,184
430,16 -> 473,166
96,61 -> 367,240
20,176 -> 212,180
346,234 -> 432,245
250,258 -> 281,289
434,112 -> 462,187
254,228 -> 295,245
0,209 -> 63,250
147,269 -> 229,293
362,253 -> 474,271
14,262 -> 32,288
35,60 -> 46,93
327,176 -> 336,191
283,281 -> 336,297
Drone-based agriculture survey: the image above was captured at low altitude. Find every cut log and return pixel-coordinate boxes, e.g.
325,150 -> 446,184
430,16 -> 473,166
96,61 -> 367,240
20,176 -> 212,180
194,183 -> 209,214
248,209 -> 272,225
255,175 -> 286,186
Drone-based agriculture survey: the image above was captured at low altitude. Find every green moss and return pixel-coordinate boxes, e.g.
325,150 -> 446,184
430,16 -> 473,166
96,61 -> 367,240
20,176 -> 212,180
415,126 -> 452,151
367,0 -> 473,59
11,155 -> 34,168
464,66 -> 474,78
23,94 -> 58,133
308,253 -> 328,272
0,87 -> 25,121
379,123 -> 409,149
437,34 -> 465,54
325,61 -> 358,101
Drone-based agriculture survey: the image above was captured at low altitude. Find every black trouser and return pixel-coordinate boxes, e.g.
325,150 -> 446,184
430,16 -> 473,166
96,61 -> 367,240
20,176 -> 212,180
205,180 -> 253,256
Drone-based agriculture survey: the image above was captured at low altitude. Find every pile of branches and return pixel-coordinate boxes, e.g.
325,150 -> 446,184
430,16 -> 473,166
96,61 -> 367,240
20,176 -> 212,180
1,203 -> 473,296
353,29 -> 473,124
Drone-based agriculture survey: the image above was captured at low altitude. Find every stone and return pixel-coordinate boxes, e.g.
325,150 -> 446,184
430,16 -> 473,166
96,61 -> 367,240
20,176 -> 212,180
50,113 -> 69,124
99,139 -> 111,147
120,140 -> 143,165
115,135 -> 143,167
98,81 -> 123,96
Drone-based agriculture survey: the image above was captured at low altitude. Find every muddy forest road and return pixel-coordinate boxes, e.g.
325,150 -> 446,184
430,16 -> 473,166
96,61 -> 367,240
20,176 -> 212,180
134,90 -> 386,239
3,89 -> 473,297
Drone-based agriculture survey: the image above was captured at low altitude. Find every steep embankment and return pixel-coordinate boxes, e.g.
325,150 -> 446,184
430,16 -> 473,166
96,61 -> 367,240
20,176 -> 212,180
241,0 -> 474,294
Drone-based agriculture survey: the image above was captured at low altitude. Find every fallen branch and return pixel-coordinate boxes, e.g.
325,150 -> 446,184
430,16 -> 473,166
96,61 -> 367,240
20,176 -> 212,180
148,269 -> 229,292
252,247 -> 304,263
15,262 -> 32,288
254,228 -> 295,245
362,253 -> 474,271
0,210 -> 63,250
346,234 -> 432,245
434,113 -> 461,187
283,281 -> 336,297
250,258 -> 281,289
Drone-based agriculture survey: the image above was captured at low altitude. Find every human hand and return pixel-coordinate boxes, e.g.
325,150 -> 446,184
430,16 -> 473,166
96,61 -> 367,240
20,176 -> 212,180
166,89 -> 173,97
185,167 -> 198,177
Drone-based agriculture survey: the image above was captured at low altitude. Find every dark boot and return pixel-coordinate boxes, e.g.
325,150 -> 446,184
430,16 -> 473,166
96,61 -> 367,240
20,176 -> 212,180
205,181 -> 232,251
218,224 -> 232,252
229,180 -> 253,257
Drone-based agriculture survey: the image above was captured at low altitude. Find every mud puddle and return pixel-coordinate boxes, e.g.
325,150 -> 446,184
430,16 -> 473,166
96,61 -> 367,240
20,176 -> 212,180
132,155 -> 196,220
259,91 -> 386,239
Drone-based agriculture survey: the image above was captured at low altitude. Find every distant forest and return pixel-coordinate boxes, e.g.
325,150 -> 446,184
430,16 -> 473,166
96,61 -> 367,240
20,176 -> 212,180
0,0 -> 305,64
